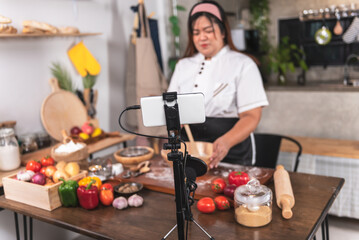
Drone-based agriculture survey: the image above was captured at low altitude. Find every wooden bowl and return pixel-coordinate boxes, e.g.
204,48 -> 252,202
113,146 -> 154,168
51,142 -> 89,162
161,141 -> 213,167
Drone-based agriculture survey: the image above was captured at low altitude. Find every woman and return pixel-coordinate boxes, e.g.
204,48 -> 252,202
168,1 -> 268,168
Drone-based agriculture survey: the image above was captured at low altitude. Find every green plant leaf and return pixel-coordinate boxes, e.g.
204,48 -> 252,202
168,58 -> 178,73
169,16 -> 178,25
172,25 -> 180,36
176,5 -> 186,11
82,73 -> 97,89
174,42 -> 180,49
50,62 -> 74,92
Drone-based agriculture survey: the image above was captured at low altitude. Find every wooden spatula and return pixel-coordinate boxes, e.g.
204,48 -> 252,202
184,124 -> 199,156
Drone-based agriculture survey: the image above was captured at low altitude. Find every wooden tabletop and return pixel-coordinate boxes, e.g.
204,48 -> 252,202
0,171 -> 344,240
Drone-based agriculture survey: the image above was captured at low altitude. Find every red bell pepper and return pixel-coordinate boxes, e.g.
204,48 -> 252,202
77,179 -> 99,210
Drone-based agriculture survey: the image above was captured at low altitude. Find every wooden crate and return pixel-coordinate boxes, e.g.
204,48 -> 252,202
2,171 -> 87,211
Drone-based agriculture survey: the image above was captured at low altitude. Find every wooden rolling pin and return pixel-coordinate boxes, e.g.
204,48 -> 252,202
274,165 -> 295,219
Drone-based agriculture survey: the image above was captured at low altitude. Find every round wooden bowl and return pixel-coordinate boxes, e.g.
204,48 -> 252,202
51,142 -> 89,162
113,146 -> 154,168
161,141 -> 213,168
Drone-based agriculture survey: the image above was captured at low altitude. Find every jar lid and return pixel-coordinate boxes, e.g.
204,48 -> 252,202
0,128 -> 15,137
234,179 -> 272,208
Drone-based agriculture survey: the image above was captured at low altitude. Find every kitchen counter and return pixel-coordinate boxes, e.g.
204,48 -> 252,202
280,136 -> 359,159
264,81 -> 359,92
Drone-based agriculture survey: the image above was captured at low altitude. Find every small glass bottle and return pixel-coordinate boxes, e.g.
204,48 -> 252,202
20,134 -> 38,154
0,128 -> 21,171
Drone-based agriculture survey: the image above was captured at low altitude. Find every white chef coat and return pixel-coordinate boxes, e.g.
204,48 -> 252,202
168,45 -> 269,117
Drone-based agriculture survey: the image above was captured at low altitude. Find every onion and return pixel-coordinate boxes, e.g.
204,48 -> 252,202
31,172 -> 46,185
223,184 -> 237,199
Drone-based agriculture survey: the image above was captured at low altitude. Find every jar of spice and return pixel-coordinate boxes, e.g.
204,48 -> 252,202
20,134 -> 38,154
0,128 -> 21,171
234,178 -> 272,227
35,132 -> 52,149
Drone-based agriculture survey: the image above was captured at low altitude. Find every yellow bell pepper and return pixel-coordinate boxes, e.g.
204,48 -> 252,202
78,176 -> 102,190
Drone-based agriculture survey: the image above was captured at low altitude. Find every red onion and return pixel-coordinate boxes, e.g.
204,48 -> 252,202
31,172 -> 46,185
223,184 -> 237,199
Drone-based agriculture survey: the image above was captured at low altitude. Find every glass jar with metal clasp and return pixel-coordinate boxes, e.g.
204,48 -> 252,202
0,128 -> 21,171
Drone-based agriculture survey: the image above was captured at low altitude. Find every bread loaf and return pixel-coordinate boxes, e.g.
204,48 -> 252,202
0,15 -> 11,24
22,20 -> 58,34
0,24 -> 17,34
59,26 -> 79,34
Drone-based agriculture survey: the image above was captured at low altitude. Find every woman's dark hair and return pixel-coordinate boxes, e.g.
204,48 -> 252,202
183,0 -> 238,58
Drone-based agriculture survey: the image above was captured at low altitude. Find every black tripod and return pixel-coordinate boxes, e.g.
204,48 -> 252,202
161,92 -> 214,240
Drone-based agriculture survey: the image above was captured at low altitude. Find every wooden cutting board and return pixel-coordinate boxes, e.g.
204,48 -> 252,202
41,78 -> 88,141
115,156 -> 274,200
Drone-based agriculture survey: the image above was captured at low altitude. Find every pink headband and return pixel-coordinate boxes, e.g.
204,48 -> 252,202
190,3 -> 222,21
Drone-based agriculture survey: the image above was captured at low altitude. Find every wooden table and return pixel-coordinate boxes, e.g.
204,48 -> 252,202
0,171 -> 344,240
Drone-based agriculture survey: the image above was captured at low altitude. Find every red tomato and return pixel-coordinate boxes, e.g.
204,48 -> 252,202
40,156 -> 54,166
40,167 -> 47,175
99,189 -> 114,206
214,196 -> 230,210
26,160 -> 41,173
100,183 -> 114,192
45,166 -> 57,178
211,178 -> 226,193
197,197 -> 215,213
228,171 -> 250,187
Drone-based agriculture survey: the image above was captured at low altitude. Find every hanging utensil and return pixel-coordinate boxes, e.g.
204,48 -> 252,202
333,9 -> 343,35
315,16 -> 332,45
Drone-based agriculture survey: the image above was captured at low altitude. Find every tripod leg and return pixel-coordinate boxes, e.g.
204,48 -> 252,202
161,224 -> 177,240
192,219 -> 215,240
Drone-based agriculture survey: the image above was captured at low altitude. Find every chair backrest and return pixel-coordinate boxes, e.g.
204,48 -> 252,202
253,133 -> 302,172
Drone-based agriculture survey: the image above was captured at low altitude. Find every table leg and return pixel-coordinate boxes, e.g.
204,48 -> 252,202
23,215 -> 27,240
325,215 -> 329,240
14,212 -> 20,240
30,217 -> 33,240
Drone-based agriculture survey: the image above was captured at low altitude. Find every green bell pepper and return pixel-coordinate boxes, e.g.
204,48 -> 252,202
58,178 -> 79,207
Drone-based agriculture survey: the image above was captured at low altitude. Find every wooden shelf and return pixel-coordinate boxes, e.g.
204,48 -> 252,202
0,32 -> 102,38
20,133 -> 136,165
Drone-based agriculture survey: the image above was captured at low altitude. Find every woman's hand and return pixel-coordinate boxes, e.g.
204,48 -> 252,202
209,136 -> 231,169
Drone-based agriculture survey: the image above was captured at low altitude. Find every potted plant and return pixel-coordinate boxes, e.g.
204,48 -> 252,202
168,4 -> 186,73
267,36 -> 308,85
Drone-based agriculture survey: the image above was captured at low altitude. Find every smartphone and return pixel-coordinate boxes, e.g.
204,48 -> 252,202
140,92 -> 206,127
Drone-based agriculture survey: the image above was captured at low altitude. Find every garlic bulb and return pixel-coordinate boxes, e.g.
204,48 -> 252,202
112,196 -> 128,210
128,194 -> 144,207
16,170 -> 35,181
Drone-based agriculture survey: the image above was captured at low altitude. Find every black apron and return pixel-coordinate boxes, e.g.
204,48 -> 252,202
181,117 -> 253,166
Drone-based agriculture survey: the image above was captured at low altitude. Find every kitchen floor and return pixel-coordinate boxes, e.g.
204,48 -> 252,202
314,215 -> 359,240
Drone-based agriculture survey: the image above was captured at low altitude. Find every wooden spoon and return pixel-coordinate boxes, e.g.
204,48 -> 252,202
139,161 -> 151,174
184,124 -> 200,156
61,129 -> 73,144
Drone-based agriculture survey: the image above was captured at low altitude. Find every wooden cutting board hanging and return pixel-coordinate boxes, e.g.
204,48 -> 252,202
41,78 -> 88,141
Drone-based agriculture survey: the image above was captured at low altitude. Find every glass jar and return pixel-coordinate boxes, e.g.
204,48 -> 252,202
20,134 -> 38,154
234,179 -> 272,227
0,128 -> 21,171
35,132 -> 52,149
